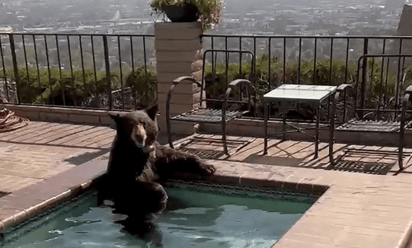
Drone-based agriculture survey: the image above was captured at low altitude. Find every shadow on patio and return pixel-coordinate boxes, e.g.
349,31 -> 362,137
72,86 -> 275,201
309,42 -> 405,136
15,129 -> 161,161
2,119 -> 412,198
173,133 -> 412,176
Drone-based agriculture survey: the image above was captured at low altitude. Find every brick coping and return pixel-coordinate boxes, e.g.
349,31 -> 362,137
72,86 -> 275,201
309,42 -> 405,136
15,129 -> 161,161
1,155 -> 412,248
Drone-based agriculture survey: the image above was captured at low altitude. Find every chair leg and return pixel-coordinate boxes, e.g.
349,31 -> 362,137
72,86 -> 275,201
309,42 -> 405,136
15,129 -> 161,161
399,93 -> 408,171
329,92 -> 336,167
264,102 -> 268,155
314,104 -> 320,159
282,114 -> 286,141
222,121 -> 228,155
166,109 -> 174,149
399,121 -> 405,171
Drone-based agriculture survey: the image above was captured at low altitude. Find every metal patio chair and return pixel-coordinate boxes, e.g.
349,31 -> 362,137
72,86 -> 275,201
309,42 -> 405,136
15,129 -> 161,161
166,49 -> 256,155
329,54 -> 412,170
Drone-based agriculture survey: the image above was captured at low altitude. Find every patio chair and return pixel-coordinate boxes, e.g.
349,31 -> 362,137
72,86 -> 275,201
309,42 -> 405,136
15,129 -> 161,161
166,49 -> 256,155
329,54 -> 412,171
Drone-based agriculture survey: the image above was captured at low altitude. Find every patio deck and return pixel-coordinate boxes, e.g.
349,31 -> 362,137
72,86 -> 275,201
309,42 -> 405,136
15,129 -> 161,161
1,121 -> 412,248
0,121 -> 114,194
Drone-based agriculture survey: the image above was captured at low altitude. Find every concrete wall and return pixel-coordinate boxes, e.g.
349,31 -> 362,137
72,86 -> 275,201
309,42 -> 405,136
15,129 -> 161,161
0,104 -> 114,126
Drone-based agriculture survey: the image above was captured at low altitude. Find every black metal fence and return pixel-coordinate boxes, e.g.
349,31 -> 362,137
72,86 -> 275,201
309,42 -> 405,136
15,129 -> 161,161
202,35 -> 412,83
201,34 -> 412,118
0,33 -> 155,110
2,33 -> 412,116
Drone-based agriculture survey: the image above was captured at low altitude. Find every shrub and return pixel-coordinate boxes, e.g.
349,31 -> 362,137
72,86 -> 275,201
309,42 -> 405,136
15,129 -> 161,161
125,66 -> 156,105
0,55 -> 404,114
203,55 -> 401,117
0,65 -> 156,108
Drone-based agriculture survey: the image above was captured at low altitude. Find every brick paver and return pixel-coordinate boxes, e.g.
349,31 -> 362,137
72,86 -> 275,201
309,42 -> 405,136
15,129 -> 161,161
0,122 -> 115,195
191,159 -> 412,248
2,121 -> 412,248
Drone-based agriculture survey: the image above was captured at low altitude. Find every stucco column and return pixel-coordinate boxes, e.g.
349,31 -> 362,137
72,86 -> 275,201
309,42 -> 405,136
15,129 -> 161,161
154,22 -> 203,135
397,4 -> 412,36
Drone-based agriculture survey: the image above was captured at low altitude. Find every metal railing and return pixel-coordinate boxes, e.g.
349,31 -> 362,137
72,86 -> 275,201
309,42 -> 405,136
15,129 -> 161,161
355,54 -> 412,120
201,34 -> 412,119
202,34 -> 412,82
2,32 -> 412,118
0,33 -> 155,110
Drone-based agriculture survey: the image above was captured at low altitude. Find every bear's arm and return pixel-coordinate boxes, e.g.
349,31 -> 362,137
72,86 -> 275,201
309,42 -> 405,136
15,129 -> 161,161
153,142 -> 216,178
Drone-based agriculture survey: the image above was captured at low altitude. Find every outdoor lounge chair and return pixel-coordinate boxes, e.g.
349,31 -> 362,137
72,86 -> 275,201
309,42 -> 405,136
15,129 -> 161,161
166,49 -> 256,155
329,54 -> 412,170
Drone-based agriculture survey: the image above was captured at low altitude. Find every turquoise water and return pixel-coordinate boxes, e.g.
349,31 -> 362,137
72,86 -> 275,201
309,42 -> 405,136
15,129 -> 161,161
0,182 -> 315,248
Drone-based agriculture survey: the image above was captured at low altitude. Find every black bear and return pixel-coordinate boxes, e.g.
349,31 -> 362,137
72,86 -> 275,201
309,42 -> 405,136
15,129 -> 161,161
99,104 -> 215,242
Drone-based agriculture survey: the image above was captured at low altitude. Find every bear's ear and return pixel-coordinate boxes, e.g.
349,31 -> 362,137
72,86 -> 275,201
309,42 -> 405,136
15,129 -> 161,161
145,104 -> 158,121
108,112 -> 120,120
108,111 -> 125,124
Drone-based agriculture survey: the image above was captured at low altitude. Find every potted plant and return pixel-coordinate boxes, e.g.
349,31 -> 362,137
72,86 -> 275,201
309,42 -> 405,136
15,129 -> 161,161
150,0 -> 223,31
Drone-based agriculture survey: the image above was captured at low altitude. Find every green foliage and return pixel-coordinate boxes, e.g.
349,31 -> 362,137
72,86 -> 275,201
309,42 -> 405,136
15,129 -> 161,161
125,66 -> 156,104
34,69 -> 120,106
0,55 -> 404,113
363,59 -> 398,108
0,66 -> 156,107
204,55 -> 357,88
203,55 -> 401,112
150,0 -> 223,30
16,68 -> 51,103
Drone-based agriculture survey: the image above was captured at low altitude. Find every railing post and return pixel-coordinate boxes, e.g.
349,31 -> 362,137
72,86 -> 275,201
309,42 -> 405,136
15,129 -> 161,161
103,35 -> 112,110
360,38 -> 369,118
9,34 -> 20,104
0,37 -> 9,102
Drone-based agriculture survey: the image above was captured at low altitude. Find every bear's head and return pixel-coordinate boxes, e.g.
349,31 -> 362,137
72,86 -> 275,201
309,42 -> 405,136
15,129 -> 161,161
108,104 -> 159,153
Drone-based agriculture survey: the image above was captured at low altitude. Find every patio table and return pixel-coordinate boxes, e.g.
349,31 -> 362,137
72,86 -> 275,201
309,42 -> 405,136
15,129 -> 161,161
263,84 -> 337,160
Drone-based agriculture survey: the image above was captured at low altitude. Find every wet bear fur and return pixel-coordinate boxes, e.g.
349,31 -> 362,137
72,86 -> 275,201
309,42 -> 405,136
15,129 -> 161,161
101,104 -> 216,218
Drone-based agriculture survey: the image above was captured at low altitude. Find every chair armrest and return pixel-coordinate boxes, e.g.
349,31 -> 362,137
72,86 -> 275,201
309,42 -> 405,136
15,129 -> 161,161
334,84 -> 355,123
335,84 -> 355,101
228,79 -> 251,87
167,76 -> 202,116
226,79 -> 256,101
337,84 -> 355,95
172,76 -> 202,87
228,79 -> 256,91
222,79 -> 255,122
403,85 -> 412,110
401,85 -> 412,140
166,76 -> 202,147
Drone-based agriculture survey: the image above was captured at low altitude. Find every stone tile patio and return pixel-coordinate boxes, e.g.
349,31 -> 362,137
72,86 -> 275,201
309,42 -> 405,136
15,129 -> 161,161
0,121 -> 114,193
1,121 -> 412,248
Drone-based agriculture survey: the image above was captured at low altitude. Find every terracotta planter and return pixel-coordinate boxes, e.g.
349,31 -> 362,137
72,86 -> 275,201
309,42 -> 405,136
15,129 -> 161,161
162,4 -> 200,22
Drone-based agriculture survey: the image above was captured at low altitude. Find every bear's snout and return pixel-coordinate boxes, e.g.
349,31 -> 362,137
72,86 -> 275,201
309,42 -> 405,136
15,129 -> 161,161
132,123 -> 148,148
